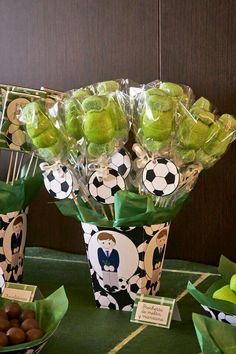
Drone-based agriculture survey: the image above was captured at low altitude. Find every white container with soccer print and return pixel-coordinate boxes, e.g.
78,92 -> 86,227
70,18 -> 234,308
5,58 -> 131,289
81,222 -> 170,311
0,208 -> 28,288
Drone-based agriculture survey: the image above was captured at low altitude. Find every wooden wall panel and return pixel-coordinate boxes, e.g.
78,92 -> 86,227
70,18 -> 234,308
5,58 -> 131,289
0,0 -> 158,90
0,0 -> 159,253
160,0 -> 236,264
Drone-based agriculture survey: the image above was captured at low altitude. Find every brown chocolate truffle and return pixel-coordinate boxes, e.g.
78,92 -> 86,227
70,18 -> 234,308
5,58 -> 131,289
20,309 -> 36,322
0,331 -> 8,346
9,319 -> 20,328
21,318 -> 39,332
26,328 -> 44,342
4,302 -> 22,319
0,310 -> 8,320
0,319 -> 11,332
7,327 -> 26,344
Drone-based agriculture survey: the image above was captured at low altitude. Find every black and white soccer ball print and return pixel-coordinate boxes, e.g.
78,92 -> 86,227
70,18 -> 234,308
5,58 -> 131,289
143,224 -> 166,237
202,305 -> 236,326
7,124 -> 26,149
43,165 -> 73,199
128,271 -> 152,300
142,158 -> 180,197
88,169 -> 125,204
94,290 -> 118,310
115,226 -> 135,232
95,273 -> 128,293
0,209 -> 27,283
108,148 -> 131,179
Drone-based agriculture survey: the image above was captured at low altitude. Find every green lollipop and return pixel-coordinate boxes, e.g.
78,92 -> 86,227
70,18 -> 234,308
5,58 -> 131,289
88,142 -> 114,158
213,285 -> 236,304
84,109 -> 115,144
159,82 -> 191,107
203,114 -> 236,158
159,82 -> 184,97
72,88 -> 92,102
64,98 -> 83,140
177,115 -> 210,150
176,147 -> 196,163
97,80 -> 120,94
190,108 -> 215,125
141,93 -> 174,142
82,96 -> 107,112
105,96 -> 127,131
146,87 -> 167,98
191,97 -> 212,111
21,101 -> 67,159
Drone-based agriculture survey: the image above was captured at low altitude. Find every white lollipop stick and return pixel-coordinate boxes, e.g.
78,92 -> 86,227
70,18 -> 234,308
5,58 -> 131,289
6,151 -> 14,184
15,152 -> 24,181
25,152 -> 35,178
32,156 -> 39,176
11,151 -> 19,185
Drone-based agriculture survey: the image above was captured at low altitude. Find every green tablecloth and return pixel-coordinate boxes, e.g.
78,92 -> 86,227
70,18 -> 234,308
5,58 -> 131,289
22,248 -> 218,354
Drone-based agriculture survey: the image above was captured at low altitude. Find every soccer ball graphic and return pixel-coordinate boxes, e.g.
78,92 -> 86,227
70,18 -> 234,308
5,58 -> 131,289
108,148 -> 131,179
115,226 -> 136,232
7,125 -> 26,149
122,304 -> 133,312
218,311 -> 236,326
81,223 -> 98,235
128,273 -> 152,300
94,290 -> 118,309
118,277 -> 129,291
142,158 -> 179,197
43,165 -> 73,199
202,305 -> 236,326
143,224 -> 167,237
88,169 -> 125,204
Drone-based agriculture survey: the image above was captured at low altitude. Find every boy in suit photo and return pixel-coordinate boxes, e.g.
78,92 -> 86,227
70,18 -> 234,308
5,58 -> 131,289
11,216 -> 23,268
151,228 -> 168,285
97,232 -> 120,292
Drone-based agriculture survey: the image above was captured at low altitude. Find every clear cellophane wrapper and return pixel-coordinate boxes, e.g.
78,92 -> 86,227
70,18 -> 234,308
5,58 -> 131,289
131,80 -> 236,207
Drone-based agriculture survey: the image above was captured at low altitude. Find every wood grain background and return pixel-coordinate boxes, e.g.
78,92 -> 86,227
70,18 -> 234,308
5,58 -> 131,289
0,0 -> 235,264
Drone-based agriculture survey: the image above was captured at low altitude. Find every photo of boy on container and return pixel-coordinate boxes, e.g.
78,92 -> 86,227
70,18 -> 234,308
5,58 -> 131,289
151,228 -> 168,284
11,216 -> 23,267
97,232 -> 120,292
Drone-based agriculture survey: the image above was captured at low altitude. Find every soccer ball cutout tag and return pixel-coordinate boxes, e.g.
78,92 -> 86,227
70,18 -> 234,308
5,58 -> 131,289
142,158 -> 179,196
88,169 -> 125,204
108,148 -> 131,179
42,165 -> 73,199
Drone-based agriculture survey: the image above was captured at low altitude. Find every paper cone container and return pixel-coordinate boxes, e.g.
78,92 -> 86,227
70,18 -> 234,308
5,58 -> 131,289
0,207 -> 28,285
81,222 -> 170,311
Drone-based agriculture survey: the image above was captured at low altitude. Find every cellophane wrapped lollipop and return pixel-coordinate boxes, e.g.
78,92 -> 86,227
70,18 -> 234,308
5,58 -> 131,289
132,81 -> 236,207
175,96 -> 236,168
19,99 -> 70,163
63,79 -> 131,164
61,80 -> 132,218
132,81 -> 196,205
133,81 -> 194,156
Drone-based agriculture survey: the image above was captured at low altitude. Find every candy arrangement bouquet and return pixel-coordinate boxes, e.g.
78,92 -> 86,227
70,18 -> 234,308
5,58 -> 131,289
5,79 -> 235,311
0,85 -> 44,284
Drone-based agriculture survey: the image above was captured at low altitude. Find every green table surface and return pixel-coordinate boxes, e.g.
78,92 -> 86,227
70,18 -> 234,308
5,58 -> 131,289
22,247 -> 219,354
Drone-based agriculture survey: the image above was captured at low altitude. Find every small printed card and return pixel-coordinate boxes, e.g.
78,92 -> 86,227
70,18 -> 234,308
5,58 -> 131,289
1,282 -> 37,302
130,294 -> 181,328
